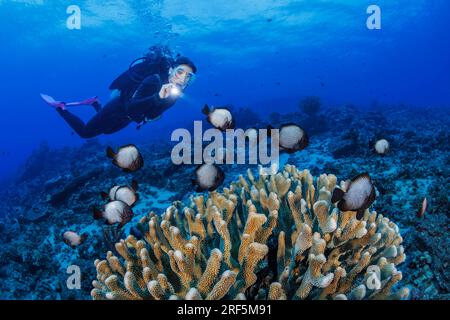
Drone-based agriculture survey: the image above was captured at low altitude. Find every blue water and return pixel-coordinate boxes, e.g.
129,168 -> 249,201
0,0 -> 449,183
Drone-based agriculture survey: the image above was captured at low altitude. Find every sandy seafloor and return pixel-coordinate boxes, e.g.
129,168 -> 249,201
0,104 -> 448,300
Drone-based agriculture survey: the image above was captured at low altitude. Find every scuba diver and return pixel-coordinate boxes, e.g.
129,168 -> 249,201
41,46 -> 197,138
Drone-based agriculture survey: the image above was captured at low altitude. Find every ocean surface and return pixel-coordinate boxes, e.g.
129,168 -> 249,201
0,0 -> 448,300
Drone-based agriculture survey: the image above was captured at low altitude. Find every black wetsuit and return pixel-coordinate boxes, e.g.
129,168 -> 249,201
57,73 -> 177,138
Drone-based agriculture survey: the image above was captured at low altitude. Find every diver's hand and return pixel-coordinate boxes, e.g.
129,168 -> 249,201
159,84 -> 175,99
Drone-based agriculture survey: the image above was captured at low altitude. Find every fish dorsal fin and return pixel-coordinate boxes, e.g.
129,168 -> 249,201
348,173 -> 373,195
131,179 -> 139,191
351,172 -> 372,184
121,144 -> 138,150
106,146 -> 115,159
331,187 -> 345,203
202,104 -> 211,115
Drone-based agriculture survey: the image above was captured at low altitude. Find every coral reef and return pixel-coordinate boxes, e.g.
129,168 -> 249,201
299,96 -> 321,116
231,106 -> 262,129
0,105 -> 447,300
91,165 -> 408,300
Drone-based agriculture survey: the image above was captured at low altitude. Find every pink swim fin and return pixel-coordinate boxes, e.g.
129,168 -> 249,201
40,93 -> 66,110
40,93 -> 100,109
66,96 -> 100,107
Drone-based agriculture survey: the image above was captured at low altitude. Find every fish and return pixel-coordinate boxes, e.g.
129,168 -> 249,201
63,231 -> 87,249
331,173 -> 376,219
202,104 -> 234,131
192,164 -> 225,192
106,144 -> 144,172
101,180 -> 139,207
93,200 -> 134,228
417,197 -> 427,218
374,139 -> 390,155
277,123 -> 309,153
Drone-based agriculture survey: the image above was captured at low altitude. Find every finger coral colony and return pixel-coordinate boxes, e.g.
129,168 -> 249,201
91,165 -> 409,300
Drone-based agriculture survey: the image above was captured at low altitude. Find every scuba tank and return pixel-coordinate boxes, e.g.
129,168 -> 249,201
109,46 -> 179,130
127,47 -> 175,83
109,45 -> 178,92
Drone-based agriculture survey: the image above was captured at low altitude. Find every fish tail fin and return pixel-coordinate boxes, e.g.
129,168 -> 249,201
80,233 -> 88,242
331,188 -> 345,203
356,209 -> 365,220
106,146 -> 115,159
131,179 -> 139,191
100,191 -> 109,200
93,207 -> 103,220
202,104 -> 210,115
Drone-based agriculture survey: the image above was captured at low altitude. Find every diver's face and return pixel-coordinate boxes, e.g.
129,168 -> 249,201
169,64 -> 195,88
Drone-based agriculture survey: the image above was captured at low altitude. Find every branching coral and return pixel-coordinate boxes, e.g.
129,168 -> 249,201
91,165 -> 409,300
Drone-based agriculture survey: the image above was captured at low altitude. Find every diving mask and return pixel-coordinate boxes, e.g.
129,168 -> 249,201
170,66 -> 196,89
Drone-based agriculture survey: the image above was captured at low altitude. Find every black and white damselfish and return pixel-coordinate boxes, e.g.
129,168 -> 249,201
202,104 -> 234,131
192,164 -> 225,192
106,144 -> 144,172
331,173 -> 377,219
277,123 -> 309,153
101,180 -> 139,207
63,231 -> 87,249
93,200 -> 134,228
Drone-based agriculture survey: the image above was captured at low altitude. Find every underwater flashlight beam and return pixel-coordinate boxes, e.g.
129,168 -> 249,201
170,86 -> 181,97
